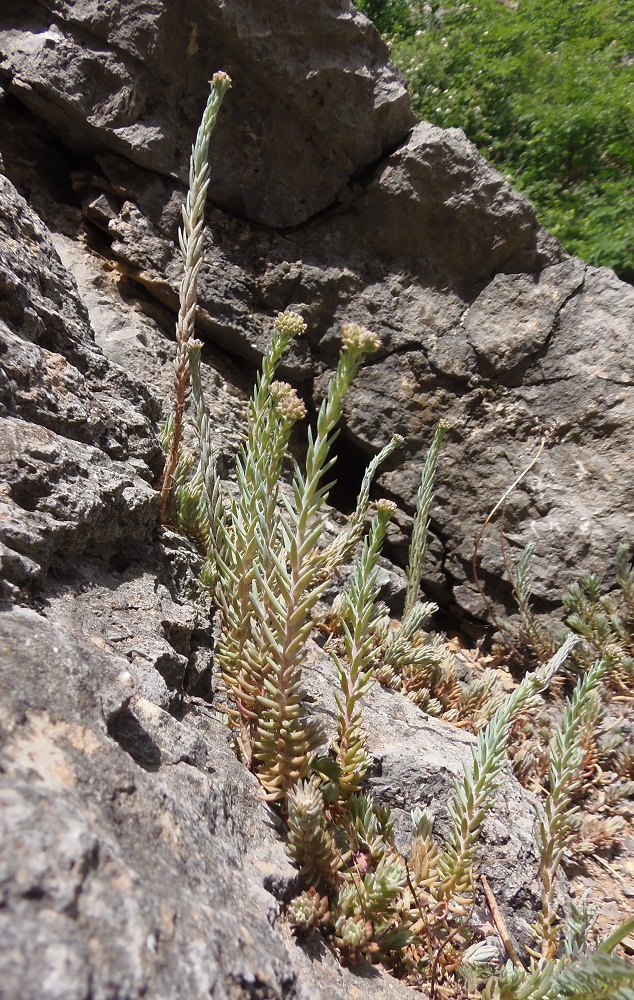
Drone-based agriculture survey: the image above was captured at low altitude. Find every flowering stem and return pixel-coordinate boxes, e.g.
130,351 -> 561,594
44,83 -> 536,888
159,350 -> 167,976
333,501 -> 396,799
159,72 -> 231,523
252,325 -> 381,802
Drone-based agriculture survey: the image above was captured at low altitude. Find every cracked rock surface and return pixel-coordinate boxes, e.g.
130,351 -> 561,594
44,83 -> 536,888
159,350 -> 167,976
0,173 -> 161,585
0,0 -> 413,227
0,605 -> 416,1000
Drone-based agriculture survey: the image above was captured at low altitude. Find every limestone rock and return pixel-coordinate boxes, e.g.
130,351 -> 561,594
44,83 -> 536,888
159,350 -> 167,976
345,121 -> 544,280
0,0 -> 414,226
2,0 -> 632,622
0,174 -> 161,587
0,605 -> 414,1000
348,259 -> 634,616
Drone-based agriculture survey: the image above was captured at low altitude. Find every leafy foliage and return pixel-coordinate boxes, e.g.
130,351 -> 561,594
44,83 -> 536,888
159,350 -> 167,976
436,637 -> 578,912
563,550 -> 634,692
159,73 -> 231,522
331,500 -> 397,800
355,0 -> 634,281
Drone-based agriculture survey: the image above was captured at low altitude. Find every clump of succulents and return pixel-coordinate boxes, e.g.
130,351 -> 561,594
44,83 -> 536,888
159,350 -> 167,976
159,75 -> 634,1000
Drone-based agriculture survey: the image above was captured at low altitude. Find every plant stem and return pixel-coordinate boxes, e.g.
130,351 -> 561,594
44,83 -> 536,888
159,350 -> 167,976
159,72 -> 231,522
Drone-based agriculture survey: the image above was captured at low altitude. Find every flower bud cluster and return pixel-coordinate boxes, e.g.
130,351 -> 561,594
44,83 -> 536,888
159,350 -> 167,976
274,309 -> 307,339
341,322 -> 381,354
375,498 -> 397,517
211,71 -> 232,90
270,381 -> 307,422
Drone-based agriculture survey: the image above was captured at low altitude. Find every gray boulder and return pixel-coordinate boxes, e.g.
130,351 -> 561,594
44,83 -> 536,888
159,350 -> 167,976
0,174 -> 160,587
0,0 -> 413,226
0,604 -> 418,1000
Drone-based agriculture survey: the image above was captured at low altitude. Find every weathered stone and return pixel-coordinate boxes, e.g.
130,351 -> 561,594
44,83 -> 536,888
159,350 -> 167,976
353,260 -> 634,616
464,261 -> 584,376
0,599 -> 428,1000
343,121 -> 546,281
0,175 -> 161,579
0,412 -> 157,572
0,0 -> 414,227
50,230 -> 252,462
2,0 -> 632,621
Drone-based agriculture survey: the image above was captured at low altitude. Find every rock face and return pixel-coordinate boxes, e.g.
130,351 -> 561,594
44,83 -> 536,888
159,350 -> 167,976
0,603 -> 424,1000
0,0 -> 413,227
0,172 -> 422,999
0,2 -> 631,997
0,166 -> 542,998
0,173 -> 161,588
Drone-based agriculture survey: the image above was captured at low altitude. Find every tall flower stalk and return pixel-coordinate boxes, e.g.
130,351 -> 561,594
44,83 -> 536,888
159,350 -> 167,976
159,72 -> 231,522
250,324 -> 382,802
212,312 -> 306,752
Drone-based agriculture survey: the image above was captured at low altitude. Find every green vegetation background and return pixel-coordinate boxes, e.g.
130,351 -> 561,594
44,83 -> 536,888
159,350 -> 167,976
355,0 -> 633,283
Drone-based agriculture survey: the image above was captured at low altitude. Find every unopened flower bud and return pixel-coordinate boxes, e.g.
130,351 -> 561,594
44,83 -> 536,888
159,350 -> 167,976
274,309 -> 307,340
340,322 -> 381,354
211,71 -> 232,91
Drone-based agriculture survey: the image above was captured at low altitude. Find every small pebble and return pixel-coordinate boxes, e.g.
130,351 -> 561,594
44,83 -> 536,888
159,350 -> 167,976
600,902 -> 622,923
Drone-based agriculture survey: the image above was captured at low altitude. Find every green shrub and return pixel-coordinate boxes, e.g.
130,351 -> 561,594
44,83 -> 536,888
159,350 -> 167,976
356,0 -> 634,281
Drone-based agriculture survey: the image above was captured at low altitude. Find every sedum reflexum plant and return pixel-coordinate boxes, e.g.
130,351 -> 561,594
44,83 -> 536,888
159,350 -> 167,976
435,636 -> 579,914
199,318 -> 391,800
501,541 -> 634,689
530,652 -> 620,962
248,323 -> 384,802
330,498 -> 397,800
160,76 -> 634,1000
563,547 -> 634,693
